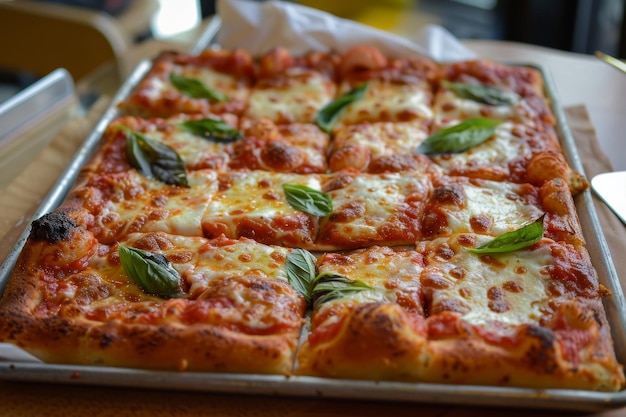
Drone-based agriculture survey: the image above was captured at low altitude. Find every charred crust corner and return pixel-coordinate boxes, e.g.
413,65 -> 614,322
525,325 -> 558,373
527,325 -> 555,350
29,212 -> 77,243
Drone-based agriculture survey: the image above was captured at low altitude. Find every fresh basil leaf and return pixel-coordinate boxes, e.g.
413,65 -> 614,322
416,118 -> 500,156
124,127 -> 189,187
169,73 -> 228,102
179,118 -> 242,143
466,215 -> 545,254
311,272 -> 372,310
285,249 -> 317,303
316,83 -> 368,133
442,80 -> 518,106
118,245 -> 186,299
283,184 -> 333,217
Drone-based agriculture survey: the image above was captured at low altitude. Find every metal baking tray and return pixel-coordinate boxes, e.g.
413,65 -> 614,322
0,17 -> 625,412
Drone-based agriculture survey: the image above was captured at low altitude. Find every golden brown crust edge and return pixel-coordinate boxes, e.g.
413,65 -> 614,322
0,308 -> 299,375
295,301 -> 625,391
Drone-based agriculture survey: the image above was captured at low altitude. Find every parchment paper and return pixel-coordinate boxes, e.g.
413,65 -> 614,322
216,0 -> 477,61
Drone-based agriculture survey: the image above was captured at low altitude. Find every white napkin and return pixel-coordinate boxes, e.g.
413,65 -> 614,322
216,0 -> 477,62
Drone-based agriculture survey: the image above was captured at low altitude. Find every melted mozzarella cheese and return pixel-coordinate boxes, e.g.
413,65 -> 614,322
427,237 -> 554,325
318,247 -> 423,305
334,121 -> 428,158
205,172 -> 324,219
184,239 -> 291,297
151,170 -> 219,235
334,174 -> 413,222
140,119 -> 231,169
337,80 -> 433,128
443,179 -> 543,236
178,65 -> 248,102
144,77 -> 168,101
323,173 -> 430,238
90,170 -> 218,241
245,71 -> 334,123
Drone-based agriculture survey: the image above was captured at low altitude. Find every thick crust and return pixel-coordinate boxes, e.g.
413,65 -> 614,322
0,310 -> 298,374
421,301 -> 625,391
296,302 -> 624,391
296,303 -> 428,380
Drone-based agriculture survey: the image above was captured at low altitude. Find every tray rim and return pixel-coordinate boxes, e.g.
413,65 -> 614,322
0,18 -> 625,411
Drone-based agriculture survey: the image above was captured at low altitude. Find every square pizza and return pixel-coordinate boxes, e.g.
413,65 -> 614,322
0,44 -> 623,395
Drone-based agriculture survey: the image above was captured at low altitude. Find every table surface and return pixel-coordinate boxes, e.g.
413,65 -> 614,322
2,25 -> 626,417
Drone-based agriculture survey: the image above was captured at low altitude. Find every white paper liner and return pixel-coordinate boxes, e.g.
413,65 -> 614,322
216,0 -> 477,61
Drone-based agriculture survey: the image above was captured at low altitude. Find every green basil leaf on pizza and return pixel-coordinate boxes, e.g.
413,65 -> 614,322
285,249 -> 317,304
466,215 -> 545,254
118,245 -> 186,299
416,118 -> 500,156
443,80 -> 518,106
283,184 -> 333,217
124,127 -> 189,187
179,118 -> 242,143
169,73 -> 228,102
316,83 -> 368,133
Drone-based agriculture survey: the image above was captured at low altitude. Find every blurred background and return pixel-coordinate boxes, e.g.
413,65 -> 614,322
0,0 -> 625,104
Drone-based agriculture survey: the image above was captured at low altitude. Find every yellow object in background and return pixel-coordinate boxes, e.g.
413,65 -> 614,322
299,0 -> 414,31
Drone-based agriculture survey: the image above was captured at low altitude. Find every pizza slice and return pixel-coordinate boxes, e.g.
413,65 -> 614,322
296,245 -> 428,380
243,48 -> 338,124
315,171 -> 432,250
328,45 -> 439,131
421,175 -> 585,246
118,49 -> 255,118
0,224 -> 307,374
201,171 -> 327,248
296,234 -> 625,390
98,114 -> 240,172
415,233 -> 625,391
420,118 -> 588,194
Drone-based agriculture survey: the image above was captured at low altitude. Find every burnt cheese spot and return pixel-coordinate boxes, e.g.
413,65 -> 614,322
503,280 -> 523,293
421,208 -> 448,238
433,298 -> 471,315
449,267 -> 466,280
329,201 -> 365,223
432,184 -> 465,206
469,214 -> 492,234
487,286 -> 511,313
29,212 -> 77,243
435,244 -> 455,261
